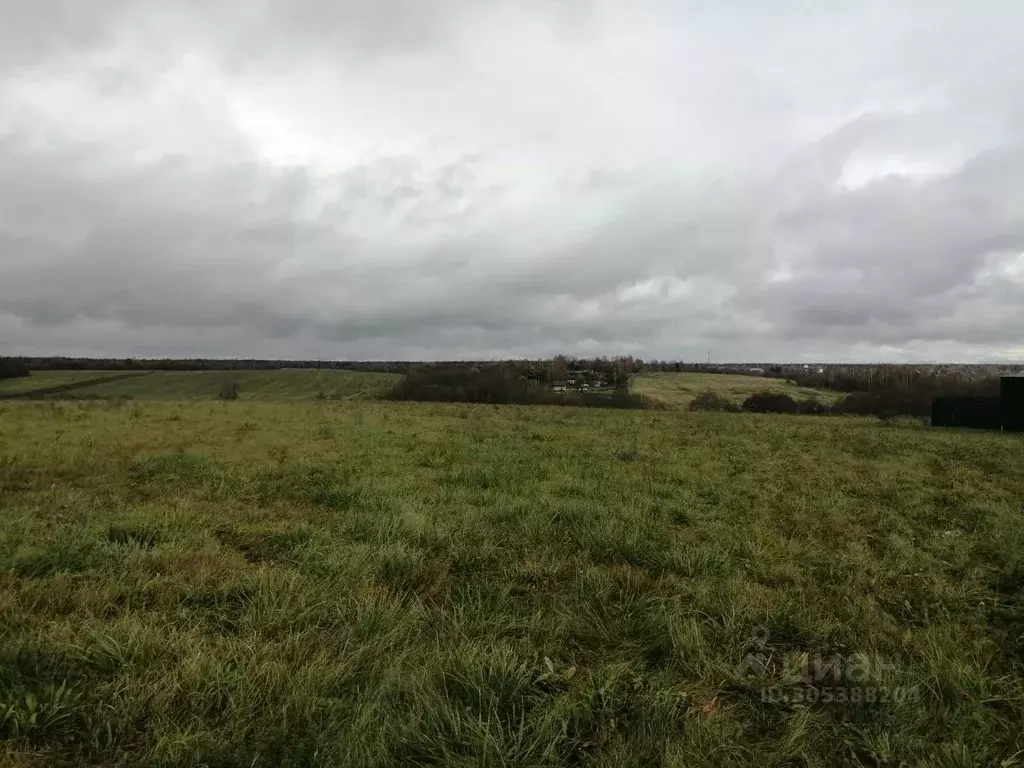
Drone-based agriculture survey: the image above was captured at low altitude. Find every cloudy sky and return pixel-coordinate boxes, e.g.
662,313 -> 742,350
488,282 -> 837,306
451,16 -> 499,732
2,0 -> 1022,362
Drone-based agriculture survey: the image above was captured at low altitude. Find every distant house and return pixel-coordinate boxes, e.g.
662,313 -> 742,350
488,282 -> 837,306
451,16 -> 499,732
549,369 -> 619,392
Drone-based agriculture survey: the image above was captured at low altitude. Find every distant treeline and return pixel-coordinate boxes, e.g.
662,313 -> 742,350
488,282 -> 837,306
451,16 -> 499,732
6,355 -> 643,377
6,356 -> 1015,381
702,363 -> 1009,420
0,359 -> 30,380
530,359 -> 1017,383
693,374 -> 1004,421
784,367 -> 1002,419
691,389 -> 933,419
782,366 -> 1002,396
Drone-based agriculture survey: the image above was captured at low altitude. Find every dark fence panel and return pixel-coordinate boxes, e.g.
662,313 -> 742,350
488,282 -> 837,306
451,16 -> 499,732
1002,377 -> 1024,432
931,396 -> 1002,429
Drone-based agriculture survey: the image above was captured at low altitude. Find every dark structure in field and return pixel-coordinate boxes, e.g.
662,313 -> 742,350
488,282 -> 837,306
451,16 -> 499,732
932,375 -> 1024,431
931,396 -> 1002,429
1002,374 -> 1024,432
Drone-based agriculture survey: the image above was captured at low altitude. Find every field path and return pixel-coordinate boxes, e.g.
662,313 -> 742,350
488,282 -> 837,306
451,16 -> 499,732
0,370 -> 154,399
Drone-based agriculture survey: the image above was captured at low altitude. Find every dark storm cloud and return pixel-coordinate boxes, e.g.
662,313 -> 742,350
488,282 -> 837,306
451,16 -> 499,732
1,0 -> 1023,361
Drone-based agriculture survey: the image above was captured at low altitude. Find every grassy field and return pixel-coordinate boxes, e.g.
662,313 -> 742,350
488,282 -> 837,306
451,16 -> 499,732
58,369 -> 400,401
0,371 -> 118,396
1,390 -> 1023,765
634,372 -> 837,409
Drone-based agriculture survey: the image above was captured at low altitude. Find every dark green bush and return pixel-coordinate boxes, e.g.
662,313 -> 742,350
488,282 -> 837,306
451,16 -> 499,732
741,391 -> 800,414
217,382 -> 240,401
688,391 -> 740,412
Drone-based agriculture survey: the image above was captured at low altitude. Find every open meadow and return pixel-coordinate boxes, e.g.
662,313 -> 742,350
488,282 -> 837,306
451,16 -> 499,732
9,369 -> 401,402
634,372 -> 839,410
1,372 -> 1023,766
0,371 -> 122,397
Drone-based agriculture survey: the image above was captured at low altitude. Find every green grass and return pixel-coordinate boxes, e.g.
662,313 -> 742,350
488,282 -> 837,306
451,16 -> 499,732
63,369 -> 400,401
635,372 -> 836,409
1,393 -> 1023,766
0,371 -> 118,395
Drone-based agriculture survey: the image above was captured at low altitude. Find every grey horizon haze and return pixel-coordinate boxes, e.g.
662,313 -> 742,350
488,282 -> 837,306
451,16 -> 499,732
1,0 -> 1022,363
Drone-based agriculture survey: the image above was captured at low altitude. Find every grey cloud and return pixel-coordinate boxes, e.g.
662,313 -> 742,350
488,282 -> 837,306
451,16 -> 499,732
1,1 -> 1023,361
0,0 -> 595,75
734,140 -> 1024,344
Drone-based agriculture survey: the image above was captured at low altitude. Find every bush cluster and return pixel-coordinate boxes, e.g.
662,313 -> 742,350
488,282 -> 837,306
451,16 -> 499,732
386,364 -> 654,409
688,392 -> 740,412
217,382 -> 241,401
690,387 -> 952,420
689,390 -> 829,415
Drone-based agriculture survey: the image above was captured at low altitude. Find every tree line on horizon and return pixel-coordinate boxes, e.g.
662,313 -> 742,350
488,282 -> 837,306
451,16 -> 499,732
2,356 -> 1012,404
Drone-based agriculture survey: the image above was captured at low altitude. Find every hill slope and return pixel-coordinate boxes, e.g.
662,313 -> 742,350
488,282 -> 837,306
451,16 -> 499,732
62,369 -> 399,401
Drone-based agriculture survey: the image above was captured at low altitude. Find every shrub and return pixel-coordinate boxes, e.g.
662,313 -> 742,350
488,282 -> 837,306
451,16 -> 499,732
786,366 -> 1002,420
795,398 -> 830,415
217,382 -> 240,401
741,391 -> 799,414
566,390 -> 654,409
832,391 -> 929,419
688,391 -> 740,412
735,387 -> 963,420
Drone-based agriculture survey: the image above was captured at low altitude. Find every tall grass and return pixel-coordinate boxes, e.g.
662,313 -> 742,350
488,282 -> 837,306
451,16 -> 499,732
0,399 -> 1022,765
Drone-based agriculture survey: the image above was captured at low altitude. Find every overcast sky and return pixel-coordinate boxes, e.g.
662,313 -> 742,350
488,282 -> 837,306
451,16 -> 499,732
2,0 -> 1022,362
